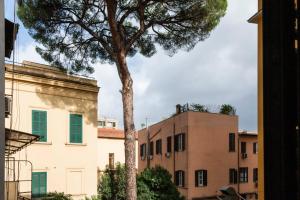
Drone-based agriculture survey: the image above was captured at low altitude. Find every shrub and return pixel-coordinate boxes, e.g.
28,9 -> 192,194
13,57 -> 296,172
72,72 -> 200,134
98,164 -> 184,200
42,192 -> 72,200
219,104 -> 236,115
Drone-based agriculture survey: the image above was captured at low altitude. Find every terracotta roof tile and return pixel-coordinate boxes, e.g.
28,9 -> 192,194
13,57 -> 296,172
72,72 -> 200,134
98,128 -> 138,139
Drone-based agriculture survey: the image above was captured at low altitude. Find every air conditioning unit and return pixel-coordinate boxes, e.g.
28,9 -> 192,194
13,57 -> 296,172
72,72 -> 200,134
241,153 -> 248,159
149,155 -> 153,160
165,152 -> 171,158
5,96 -> 11,117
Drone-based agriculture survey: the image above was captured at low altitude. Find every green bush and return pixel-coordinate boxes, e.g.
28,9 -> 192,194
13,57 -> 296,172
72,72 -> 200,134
98,164 -> 184,200
41,192 -> 72,200
219,104 -> 236,115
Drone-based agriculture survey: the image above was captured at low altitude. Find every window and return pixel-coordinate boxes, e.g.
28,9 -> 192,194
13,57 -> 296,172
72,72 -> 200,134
229,133 -> 235,152
98,121 -> 106,127
150,142 -> 154,156
112,122 -> 116,127
156,139 -> 162,154
229,168 -> 238,184
32,110 -> 47,142
167,136 -> 172,153
109,153 -> 115,169
195,170 -> 207,187
32,172 -> 47,197
175,133 -> 185,152
140,143 -> 146,159
253,168 -> 258,182
69,114 -> 83,143
253,142 -> 258,154
175,170 -> 185,187
241,142 -> 247,154
239,167 -> 248,183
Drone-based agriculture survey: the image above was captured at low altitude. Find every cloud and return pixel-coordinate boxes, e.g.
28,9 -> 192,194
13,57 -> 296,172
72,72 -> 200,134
95,0 -> 258,130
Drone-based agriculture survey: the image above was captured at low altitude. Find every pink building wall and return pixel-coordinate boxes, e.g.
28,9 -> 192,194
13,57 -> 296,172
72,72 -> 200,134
138,111 -> 257,200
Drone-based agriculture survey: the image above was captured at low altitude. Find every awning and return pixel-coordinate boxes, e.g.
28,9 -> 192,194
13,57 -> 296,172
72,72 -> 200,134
5,19 -> 19,58
5,128 -> 39,156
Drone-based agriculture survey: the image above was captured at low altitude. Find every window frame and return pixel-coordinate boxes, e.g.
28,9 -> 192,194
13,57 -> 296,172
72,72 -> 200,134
69,113 -> 83,144
229,168 -> 238,184
32,110 -> 47,142
241,142 -> 247,154
175,170 -> 185,187
195,170 -> 207,187
253,142 -> 258,154
239,167 -> 248,183
32,172 -> 47,197
156,139 -> 162,155
167,136 -> 172,153
229,133 -> 235,152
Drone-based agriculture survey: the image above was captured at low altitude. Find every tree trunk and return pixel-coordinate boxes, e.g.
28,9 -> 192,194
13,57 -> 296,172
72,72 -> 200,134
116,54 -> 137,200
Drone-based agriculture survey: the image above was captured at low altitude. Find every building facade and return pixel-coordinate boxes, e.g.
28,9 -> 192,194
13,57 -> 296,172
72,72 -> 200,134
138,109 -> 258,200
97,119 -> 138,175
5,61 -> 99,199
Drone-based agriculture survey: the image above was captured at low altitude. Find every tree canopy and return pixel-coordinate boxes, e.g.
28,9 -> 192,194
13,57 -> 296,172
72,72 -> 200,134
18,0 -> 227,74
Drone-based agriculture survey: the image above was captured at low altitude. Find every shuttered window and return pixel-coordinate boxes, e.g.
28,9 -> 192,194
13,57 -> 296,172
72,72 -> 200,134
174,133 -> 185,152
32,110 -> 47,142
241,142 -> 247,154
253,142 -> 258,154
253,168 -> 258,182
229,168 -> 238,184
69,114 -> 83,143
229,133 -> 235,152
175,170 -> 185,187
195,170 -> 207,187
150,142 -> 154,156
32,172 -> 47,197
167,136 -> 172,153
140,143 -> 146,158
156,139 -> 162,154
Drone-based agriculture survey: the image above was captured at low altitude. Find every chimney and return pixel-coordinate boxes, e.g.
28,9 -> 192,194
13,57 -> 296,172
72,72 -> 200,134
176,104 -> 182,114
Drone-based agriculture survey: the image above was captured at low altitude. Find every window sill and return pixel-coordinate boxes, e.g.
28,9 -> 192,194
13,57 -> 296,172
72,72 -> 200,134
34,141 -> 52,145
65,143 -> 87,146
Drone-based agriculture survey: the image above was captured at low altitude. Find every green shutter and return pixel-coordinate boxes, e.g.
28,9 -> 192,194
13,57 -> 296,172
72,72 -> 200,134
70,114 -> 83,143
32,172 -> 47,197
32,110 -> 47,142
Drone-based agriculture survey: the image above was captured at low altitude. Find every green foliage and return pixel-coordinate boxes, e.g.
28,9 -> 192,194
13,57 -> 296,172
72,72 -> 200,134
99,163 -> 126,200
98,164 -> 184,200
42,192 -> 72,200
138,166 -> 184,200
17,0 -> 227,74
190,104 -> 209,112
219,104 -> 236,115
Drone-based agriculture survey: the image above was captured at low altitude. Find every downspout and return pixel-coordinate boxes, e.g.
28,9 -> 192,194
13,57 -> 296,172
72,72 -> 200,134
237,133 -> 240,194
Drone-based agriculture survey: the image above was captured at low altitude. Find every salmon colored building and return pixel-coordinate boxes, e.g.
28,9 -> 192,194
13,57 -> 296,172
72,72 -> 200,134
138,107 -> 258,200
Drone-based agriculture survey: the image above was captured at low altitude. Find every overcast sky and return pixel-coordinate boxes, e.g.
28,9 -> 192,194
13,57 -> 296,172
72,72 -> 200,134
5,0 -> 258,131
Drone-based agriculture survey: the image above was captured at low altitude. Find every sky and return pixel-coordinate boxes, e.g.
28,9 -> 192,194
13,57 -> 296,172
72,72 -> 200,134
5,0 -> 258,131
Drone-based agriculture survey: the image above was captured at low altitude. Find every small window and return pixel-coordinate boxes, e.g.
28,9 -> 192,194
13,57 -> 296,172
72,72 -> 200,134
253,168 -> 258,182
195,170 -> 207,187
140,143 -> 146,159
32,172 -> 47,197
69,114 -> 83,143
229,133 -> 235,152
109,153 -> 115,169
239,167 -> 248,183
175,170 -> 185,187
32,110 -> 47,142
167,136 -> 172,153
253,142 -> 258,154
229,168 -> 238,184
112,122 -> 116,128
98,121 -> 106,127
241,142 -> 247,154
156,139 -> 162,155
174,133 -> 185,152
150,142 -> 154,156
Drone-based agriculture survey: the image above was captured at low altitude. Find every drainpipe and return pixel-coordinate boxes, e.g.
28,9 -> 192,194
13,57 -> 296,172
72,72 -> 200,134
237,133 -> 240,194
0,0 -> 5,199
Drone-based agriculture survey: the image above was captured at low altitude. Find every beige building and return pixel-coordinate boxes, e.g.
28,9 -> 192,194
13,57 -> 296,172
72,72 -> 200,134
97,119 -> 138,174
138,107 -> 258,200
5,61 -> 99,199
